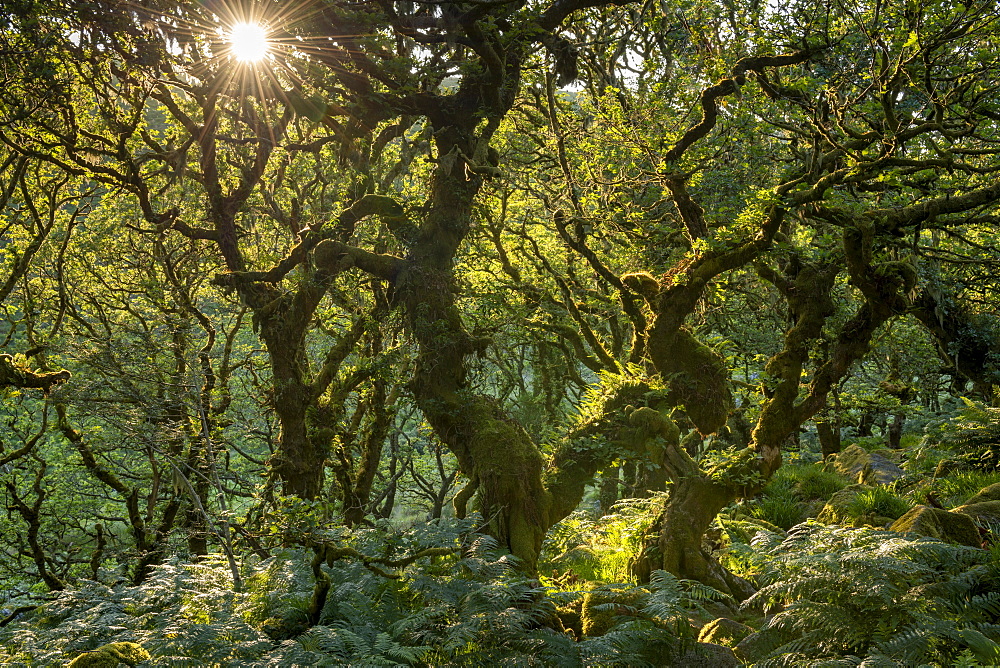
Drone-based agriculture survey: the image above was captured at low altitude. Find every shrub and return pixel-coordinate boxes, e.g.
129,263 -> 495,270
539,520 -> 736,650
793,466 -> 847,500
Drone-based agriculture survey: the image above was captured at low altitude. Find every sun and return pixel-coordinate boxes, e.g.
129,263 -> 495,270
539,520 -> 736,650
229,22 -> 269,63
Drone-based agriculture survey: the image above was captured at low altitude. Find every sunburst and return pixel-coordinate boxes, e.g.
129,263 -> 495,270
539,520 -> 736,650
229,22 -> 270,63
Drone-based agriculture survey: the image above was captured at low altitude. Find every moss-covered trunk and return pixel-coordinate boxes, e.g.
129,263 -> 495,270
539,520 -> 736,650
256,287 -> 330,500
396,122 -> 554,568
653,476 -> 753,599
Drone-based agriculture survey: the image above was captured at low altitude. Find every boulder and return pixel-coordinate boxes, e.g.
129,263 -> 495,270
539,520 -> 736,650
735,629 -> 782,663
933,459 -> 966,478
954,500 -> 1000,524
697,617 -> 752,647
889,505 -> 982,547
67,642 -> 150,667
816,484 -> 872,524
962,482 -> 1000,506
581,587 -> 643,637
828,444 -> 905,484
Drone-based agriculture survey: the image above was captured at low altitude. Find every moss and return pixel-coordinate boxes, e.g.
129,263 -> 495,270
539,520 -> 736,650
816,484 -> 874,524
650,328 -> 732,435
556,600 -> 583,638
890,505 -> 982,547
581,587 -> 644,637
827,444 -> 904,485
464,396 -> 551,569
962,482 -> 1000,506
621,272 -> 660,302
66,642 -> 150,667
953,500 -> 1000,524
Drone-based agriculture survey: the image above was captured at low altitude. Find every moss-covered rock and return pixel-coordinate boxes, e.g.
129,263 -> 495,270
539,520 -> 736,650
555,600 -> 583,639
889,505 -> 982,547
827,444 -> 904,484
66,642 -> 150,667
735,628 -> 783,663
934,459 -> 966,478
816,484 -> 873,524
697,617 -> 752,647
962,482 -> 1000,506
581,587 -> 644,637
954,500 -> 1000,524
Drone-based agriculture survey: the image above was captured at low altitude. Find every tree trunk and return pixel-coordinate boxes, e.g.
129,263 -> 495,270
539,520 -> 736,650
638,476 -> 754,599
856,410 -> 876,437
817,418 -> 841,459
887,411 -> 905,449
400,133 -> 553,570
259,299 -> 329,500
598,467 -> 620,516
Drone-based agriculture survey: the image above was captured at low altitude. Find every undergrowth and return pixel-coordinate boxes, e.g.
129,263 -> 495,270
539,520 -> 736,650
741,521 -> 1000,666
0,516 -> 721,667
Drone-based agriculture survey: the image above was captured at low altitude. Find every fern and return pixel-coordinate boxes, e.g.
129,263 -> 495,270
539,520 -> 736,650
741,520 -> 1000,665
940,399 -> 1000,470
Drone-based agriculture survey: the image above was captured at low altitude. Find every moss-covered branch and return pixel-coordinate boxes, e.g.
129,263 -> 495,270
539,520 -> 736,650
0,355 -> 70,392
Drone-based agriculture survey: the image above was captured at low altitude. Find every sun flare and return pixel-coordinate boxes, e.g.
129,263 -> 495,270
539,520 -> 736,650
229,22 -> 269,62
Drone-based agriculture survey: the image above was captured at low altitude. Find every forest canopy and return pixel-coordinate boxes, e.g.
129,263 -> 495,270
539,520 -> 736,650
3,0 -> 1000,664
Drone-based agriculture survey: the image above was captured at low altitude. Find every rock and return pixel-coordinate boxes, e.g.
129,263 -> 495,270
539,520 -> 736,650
67,642 -> 150,667
828,444 -> 905,484
555,600 -> 583,639
954,500 -> 1000,524
671,642 -> 740,667
816,484 -> 872,524
735,629 -> 782,663
890,505 -> 982,547
581,587 -> 643,637
933,459 -> 966,478
697,617 -> 752,647
962,482 -> 1000,506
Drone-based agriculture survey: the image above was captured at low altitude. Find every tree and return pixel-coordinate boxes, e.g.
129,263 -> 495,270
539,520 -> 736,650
5,0 -> 1000,593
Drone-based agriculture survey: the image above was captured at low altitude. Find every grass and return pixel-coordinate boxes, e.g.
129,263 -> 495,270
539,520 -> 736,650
933,470 -> 1000,508
846,487 -> 912,521
750,496 -> 805,530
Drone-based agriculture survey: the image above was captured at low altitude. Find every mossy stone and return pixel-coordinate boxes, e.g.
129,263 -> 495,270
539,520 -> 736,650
816,484 -> 873,524
556,601 -> 583,638
581,588 -> 643,637
954,500 -> 1000,524
890,505 -> 982,547
934,459 -> 965,478
962,482 -> 1000,506
697,617 -> 752,647
672,642 -> 740,667
827,444 -> 904,484
66,642 -> 150,667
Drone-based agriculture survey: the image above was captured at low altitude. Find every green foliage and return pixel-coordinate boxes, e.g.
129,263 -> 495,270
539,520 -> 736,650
0,521 -> 737,667
940,400 -> 1000,471
747,463 -> 848,529
541,496 -> 665,583
791,466 -> 849,501
742,521 -> 1000,665
932,470 -> 1000,509
750,496 -> 806,531
846,487 -> 912,522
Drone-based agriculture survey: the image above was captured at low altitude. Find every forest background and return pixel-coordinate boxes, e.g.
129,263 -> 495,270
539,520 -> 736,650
3,0 -> 1000,665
